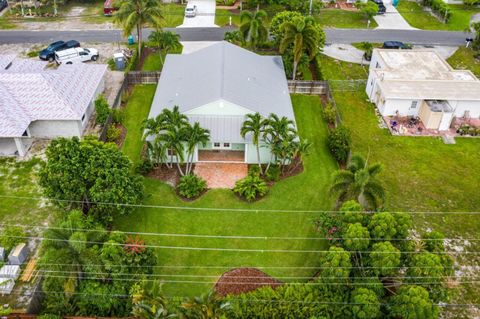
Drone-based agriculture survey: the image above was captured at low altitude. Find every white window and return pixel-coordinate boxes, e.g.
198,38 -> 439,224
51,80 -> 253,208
212,142 -> 231,149
410,101 -> 418,109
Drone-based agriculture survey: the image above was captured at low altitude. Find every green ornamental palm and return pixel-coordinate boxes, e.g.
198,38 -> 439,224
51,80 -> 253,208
330,154 -> 385,210
132,280 -> 173,319
148,30 -> 181,65
279,16 -> 320,80
114,0 -> 163,56
239,10 -> 268,49
241,112 -> 267,174
263,113 -> 296,172
184,122 -> 210,175
180,290 -> 231,319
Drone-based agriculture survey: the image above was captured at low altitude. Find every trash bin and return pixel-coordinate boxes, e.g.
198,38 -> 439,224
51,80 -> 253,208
392,0 -> 398,6
128,35 -> 134,45
113,53 -> 125,70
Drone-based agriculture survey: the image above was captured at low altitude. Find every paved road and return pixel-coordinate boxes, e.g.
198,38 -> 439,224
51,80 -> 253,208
0,28 -> 472,45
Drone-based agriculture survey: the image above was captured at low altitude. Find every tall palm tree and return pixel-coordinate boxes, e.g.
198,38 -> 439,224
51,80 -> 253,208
263,113 -> 296,172
148,30 -> 181,65
114,0 -> 163,56
239,10 -> 268,49
184,122 -> 210,175
162,106 -> 189,169
279,16 -> 320,80
330,154 -> 385,210
180,290 -> 230,319
241,112 -> 267,174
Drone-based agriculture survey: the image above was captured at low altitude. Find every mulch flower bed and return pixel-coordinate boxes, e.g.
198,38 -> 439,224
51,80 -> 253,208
214,268 -> 283,296
113,123 -> 127,148
146,165 -> 182,187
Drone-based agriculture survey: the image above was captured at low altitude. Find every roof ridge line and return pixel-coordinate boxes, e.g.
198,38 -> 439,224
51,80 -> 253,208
220,42 -> 225,99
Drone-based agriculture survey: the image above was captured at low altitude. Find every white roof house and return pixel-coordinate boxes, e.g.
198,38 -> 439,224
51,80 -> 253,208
366,49 -> 480,131
148,41 -> 294,164
0,55 -> 106,156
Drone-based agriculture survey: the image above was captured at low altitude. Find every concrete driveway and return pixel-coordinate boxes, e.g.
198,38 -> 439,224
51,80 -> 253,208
178,0 -> 218,28
373,4 -> 416,30
181,41 -> 219,54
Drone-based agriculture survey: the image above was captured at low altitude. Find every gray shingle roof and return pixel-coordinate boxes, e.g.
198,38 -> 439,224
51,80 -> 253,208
149,41 -> 294,120
148,42 -> 294,143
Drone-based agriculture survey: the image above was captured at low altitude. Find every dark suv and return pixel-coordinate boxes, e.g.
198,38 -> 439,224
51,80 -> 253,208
0,0 -> 7,12
39,40 -> 80,62
370,0 -> 386,14
382,41 -> 412,50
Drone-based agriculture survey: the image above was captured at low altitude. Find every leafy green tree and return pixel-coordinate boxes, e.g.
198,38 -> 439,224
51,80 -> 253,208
350,288 -> 381,319
407,253 -> 445,283
239,10 -> 268,49
279,16 -> 321,80
0,226 -> 25,251
114,0 -> 163,56
131,280 -> 173,319
369,241 -> 400,277
94,95 -> 111,125
270,11 -> 303,43
330,154 -> 385,210
241,112 -> 267,174
368,212 -> 397,240
180,290 -> 231,319
340,200 -> 365,225
148,30 -> 181,65
356,1 -> 378,21
389,285 -> 439,319
327,125 -> 351,164
472,22 -> 480,51
344,223 -> 370,251
318,246 -> 351,286
393,212 -> 413,239
423,231 -> 445,252
39,137 -> 144,224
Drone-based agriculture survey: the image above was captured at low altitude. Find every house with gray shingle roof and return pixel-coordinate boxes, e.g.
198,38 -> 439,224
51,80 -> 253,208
148,41 -> 294,163
0,55 -> 106,156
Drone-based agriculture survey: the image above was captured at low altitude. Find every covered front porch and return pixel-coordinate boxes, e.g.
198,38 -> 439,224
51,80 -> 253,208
198,150 -> 245,162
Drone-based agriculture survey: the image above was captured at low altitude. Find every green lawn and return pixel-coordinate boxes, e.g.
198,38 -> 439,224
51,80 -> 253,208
397,1 -> 480,30
142,45 -> 183,71
121,85 -> 157,164
114,93 -> 337,297
314,9 -> 378,29
215,9 -> 241,27
447,47 -> 480,78
319,54 -> 368,80
162,3 -> 186,27
0,158 -> 58,225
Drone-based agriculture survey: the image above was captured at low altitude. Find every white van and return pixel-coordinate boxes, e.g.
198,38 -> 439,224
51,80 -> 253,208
55,47 -> 99,65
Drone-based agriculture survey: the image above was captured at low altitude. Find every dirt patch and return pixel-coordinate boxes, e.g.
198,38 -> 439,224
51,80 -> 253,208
136,47 -> 154,71
214,268 -> 283,296
146,165 -> 182,187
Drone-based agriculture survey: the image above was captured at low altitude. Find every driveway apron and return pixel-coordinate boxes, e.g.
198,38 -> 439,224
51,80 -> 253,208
373,4 -> 417,30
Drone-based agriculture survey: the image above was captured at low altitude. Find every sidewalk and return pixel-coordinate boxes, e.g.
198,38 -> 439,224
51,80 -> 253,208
373,4 -> 416,30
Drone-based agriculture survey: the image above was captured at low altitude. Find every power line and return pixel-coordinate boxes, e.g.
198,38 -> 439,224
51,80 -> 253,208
2,194 -> 480,215
1,222 -> 474,242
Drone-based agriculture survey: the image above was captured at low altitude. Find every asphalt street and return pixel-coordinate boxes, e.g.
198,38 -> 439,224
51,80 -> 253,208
0,27 -> 472,46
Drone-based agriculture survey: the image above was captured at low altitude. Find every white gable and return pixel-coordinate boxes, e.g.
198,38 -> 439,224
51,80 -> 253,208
184,99 -> 253,116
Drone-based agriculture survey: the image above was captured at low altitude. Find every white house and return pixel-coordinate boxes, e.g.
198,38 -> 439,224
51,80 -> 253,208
148,41 -> 295,164
366,49 -> 480,131
0,55 -> 107,156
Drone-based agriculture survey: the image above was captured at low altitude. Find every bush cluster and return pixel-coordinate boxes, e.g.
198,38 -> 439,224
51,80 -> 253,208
322,103 -> 336,126
106,125 -> 122,142
423,0 -> 451,22
94,95 -> 111,125
327,125 -> 351,164
233,172 -> 269,201
457,124 -> 480,136
177,174 -> 207,199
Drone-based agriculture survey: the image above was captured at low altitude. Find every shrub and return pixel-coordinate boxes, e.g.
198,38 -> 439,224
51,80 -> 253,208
177,174 -> 207,199
112,108 -> 125,124
327,126 -> 351,164
265,165 -> 281,182
0,226 -> 26,251
135,158 -> 154,175
95,95 -> 111,125
233,174 -> 268,202
107,58 -> 115,70
322,103 -> 336,125
248,165 -> 261,177
106,126 -> 122,142
270,11 -> 303,43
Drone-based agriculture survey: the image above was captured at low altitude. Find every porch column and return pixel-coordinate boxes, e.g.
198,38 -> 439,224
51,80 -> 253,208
244,143 -> 248,163
14,137 -> 26,157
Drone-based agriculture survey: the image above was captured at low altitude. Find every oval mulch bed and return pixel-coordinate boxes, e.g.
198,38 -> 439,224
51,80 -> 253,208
214,268 -> 283,296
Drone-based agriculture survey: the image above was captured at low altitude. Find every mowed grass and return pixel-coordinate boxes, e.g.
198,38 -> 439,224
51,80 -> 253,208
114,94 -> 337,297
142,45 -> 182,71
315,9 -> 378,29
215,9 -> 241,27
162,3 -> 186,27
397,1 -> 480,30
0,158 -> 58,225
121,85 -> 157,164
447,47 -> 480,78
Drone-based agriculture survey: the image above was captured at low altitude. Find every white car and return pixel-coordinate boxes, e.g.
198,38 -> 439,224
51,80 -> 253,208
55,47 -> 99,65
185,5 -> 197,17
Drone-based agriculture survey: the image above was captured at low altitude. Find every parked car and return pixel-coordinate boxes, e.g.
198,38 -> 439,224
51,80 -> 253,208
55,47 -> 99,65
370,0 -> 386,14
382,41 -> 412,50
0,0 -> 8,12
185,5 -> 197,17
39,40 -> 81,62
103,0 -> 118,16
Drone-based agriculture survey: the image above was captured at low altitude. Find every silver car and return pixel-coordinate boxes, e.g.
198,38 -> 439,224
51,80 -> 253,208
185,5 -> 197,17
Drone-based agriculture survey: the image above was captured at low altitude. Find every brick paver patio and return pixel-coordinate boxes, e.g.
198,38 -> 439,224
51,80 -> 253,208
194,162 -> 248,189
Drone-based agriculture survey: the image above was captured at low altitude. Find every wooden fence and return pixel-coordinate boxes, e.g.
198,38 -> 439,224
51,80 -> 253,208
287,80 -> 328,95
126,71 -> 161,84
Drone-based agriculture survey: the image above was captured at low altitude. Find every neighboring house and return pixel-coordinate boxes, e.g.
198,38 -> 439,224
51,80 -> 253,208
147,41 -> 294,163
0,55 -> 107,157
366,49 -> 480,131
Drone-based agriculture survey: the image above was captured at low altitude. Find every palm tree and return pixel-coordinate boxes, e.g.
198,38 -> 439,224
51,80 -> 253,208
148,30 -> 181,66
239,10 -> 268,49
279,16 -> 320,80
263,114 -> 296,172
241,112 -> 267,174
329,154 -> 385,210
114,0 -> 163,56
132,280 -> 174,319
162,106 -> 189,170
180,290 -> 231,319
146,137 -> 168,167
184,122 -> 210,175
